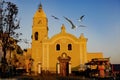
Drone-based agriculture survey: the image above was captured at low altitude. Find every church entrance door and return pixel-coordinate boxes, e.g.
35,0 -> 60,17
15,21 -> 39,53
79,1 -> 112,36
58,52 -> 71,76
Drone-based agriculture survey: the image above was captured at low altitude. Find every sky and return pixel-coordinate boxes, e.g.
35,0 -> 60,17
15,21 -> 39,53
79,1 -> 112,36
5,0 -> 120,64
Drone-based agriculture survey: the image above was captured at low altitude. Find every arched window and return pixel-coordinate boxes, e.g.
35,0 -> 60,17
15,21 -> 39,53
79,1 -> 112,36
68,44 -> 72,50
56,44 -> 60,50
35,32 -> 38,40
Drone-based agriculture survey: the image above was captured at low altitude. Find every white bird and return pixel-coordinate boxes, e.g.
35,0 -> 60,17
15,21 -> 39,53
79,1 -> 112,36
74,25 -> 86,30
64,16 -> 76,29
64,16 -> 86,30
78,25 -> 86,27
78,15 -> 85,22
51,15 -> 59,20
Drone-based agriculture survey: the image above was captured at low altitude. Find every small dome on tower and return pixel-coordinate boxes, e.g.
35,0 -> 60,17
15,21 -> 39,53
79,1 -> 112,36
79,33 -> 85,39
79,33 -> 88,41
34,3 -> 46,18
61,24 -> 66,33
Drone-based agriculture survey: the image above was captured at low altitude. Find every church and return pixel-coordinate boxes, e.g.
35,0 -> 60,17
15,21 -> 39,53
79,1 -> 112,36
29,4 -> 103,73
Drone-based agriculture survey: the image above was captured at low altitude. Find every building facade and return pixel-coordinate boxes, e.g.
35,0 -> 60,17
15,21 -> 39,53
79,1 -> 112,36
31,4 -> 103,73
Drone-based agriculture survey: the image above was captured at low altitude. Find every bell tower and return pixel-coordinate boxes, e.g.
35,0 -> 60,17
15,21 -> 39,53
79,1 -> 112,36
32,4 -> 48,72
32,4 -> 48,42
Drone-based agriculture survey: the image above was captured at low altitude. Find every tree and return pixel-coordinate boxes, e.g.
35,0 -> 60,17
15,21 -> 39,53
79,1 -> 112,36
0,0 -> 22,76
0,0 -> 22,60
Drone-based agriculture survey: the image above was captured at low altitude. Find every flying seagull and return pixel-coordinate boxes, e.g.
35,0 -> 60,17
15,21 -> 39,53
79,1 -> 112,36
80,15 -> 85,20
64,16 -> 76,29
78,25 -> 86,27
78,15 -> 85,22
51,15 -> 59,20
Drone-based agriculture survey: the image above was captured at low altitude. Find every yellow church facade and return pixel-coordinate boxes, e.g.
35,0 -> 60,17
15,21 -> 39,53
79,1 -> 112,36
30,4 -> 103,73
